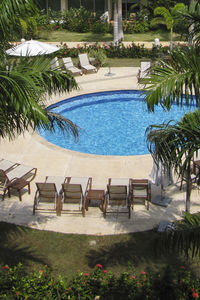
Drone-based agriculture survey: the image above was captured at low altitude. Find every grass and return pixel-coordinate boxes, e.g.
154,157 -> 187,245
1,221 -> 200,280
38,29 -> 182,43
72,57 -> 141,67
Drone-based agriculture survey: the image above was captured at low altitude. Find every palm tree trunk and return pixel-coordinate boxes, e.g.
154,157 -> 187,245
113,1 -> 119,45
118,0 -> 124,41
170,27 -> 173,51
185,166 -> 192,212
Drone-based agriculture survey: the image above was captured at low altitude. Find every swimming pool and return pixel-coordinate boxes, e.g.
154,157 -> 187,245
39,90 -> 195,156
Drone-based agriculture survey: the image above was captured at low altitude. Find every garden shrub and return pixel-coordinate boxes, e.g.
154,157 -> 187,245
0,263 -> 200,299
88,48 -> 108,68
62,7 -> 96,33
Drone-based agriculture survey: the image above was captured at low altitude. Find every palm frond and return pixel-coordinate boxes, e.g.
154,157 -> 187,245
142,46 -> 200,112
0,56 -> 78,139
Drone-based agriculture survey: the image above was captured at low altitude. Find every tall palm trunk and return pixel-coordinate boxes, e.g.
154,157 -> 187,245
113,1 -> 119,45
185,165 -> 192,212
170,27 -> 173,51
118,0 -> 124,41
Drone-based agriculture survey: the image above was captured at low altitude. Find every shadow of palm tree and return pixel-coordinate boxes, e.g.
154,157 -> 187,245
0,222 -> 49,271
86,231 -> 186,272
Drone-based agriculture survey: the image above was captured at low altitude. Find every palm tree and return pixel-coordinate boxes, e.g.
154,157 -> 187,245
146,109 -> 200,212
113,0 -> 119,45
113,0 -> 124,45
176,0 -> 200,45
0,0 -> 78,140
118,0 -> 124,41
143,44 -> 200,212
150,3 -> 186,50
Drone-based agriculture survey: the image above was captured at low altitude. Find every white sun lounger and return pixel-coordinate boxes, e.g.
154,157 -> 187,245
50,57 -> 60,69
62,57 -> 83,75
78,53 -> 97,74
137,61 -> 151,81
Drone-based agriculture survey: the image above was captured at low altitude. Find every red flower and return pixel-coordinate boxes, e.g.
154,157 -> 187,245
39,270 -> 43,273
180,265 -> 185,269
2,266 -> 9,270
141,271 -> 146,275
103,270 -> 107,273
131,275 -> 136,279
84,273 -> 89,276
68,288 -> 71,291
96,264 -> 102,268
192,292 -> 198,298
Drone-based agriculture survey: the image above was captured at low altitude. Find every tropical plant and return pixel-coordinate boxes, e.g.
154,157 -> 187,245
0,0 -> 79,141
156,212 -> 200,258
175,0 -> 200,45
143,45 -> 200,212
150,3 -> 186,50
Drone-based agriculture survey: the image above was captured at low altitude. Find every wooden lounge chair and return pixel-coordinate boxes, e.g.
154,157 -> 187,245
78,53 -> 97,74
62,57 -> 83,76
137,61 -> 151,82
0,164 -> 37,200
130,179 -> 151,210
103,178 -> 131,219
33,176 -> 65,215
60,176 -> 92,216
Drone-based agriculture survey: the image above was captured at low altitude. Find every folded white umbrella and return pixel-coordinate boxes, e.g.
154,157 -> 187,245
150,161 -> 173,187
6,39 -> 60,56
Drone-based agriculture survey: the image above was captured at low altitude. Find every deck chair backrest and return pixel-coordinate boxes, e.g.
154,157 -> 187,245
62,183 -> 83,204
107,185 -> 127,206
50,57 -> 59,69
62,57 -> 74,68
36,182 -> 57,203
140,61 -> 151,78
79,53 -> 90,67
0,159 -> 18,172
131,180 -> 149,198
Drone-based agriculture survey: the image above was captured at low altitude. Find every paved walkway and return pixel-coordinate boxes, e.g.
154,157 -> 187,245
0,67 -> 199,235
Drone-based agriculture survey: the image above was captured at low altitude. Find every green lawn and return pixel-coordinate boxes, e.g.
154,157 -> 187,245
38,29 -> 182,43
1,222 -> 199,280
72,57 -> 141,67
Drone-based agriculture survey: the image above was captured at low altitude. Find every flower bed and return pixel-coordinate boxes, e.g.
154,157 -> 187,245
0,263 -> 200,299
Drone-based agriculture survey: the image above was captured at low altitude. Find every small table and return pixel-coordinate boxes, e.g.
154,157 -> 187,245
86,189 -> 105,210
7,179 -> 30,201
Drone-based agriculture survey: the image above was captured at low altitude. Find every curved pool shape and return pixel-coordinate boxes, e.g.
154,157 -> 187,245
39,90 -> 196,156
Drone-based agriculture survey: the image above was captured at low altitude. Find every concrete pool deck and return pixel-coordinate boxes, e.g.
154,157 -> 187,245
0,67 -> 199,235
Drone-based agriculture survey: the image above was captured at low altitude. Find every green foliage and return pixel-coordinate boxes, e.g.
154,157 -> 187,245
88,48 -> 107,67
58,42 -> 169,60
1,263 -> 200,299
62,7 -> 97,33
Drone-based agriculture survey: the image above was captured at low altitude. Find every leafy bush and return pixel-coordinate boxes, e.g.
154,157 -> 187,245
123,20 -> 135,34
134,20 -> 149,33
0,263 -> 200,299
91,21 -> 108,34
62,7 -> 96,33
88,48 -> 108,68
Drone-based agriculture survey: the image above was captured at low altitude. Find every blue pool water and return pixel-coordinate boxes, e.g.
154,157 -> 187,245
39,90 -> 196,156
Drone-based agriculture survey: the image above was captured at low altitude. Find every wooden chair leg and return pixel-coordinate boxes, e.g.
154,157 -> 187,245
18,189 -> 22,201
